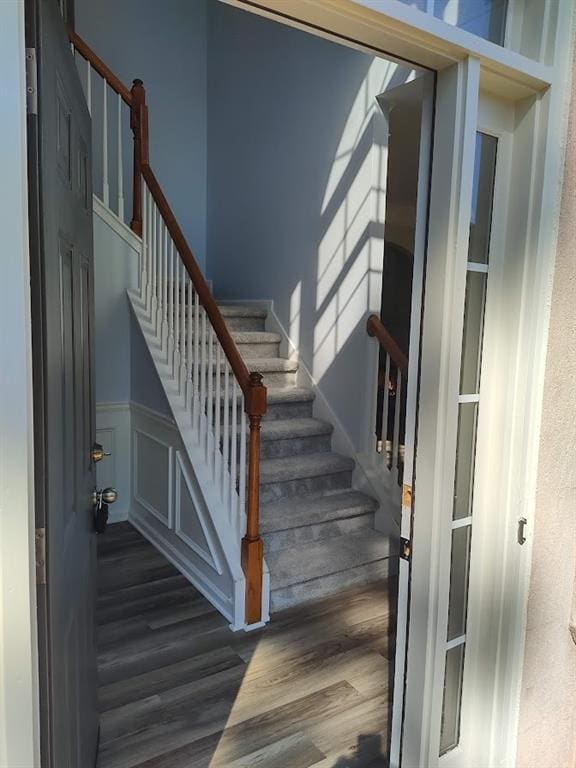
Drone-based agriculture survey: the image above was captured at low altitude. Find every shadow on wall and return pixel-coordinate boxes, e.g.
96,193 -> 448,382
207,3 -> 416,452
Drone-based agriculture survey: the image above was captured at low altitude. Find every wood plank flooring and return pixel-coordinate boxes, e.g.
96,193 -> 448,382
97,522 -> 396,768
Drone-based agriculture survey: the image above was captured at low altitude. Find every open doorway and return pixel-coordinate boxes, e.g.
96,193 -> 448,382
32,1 -> 431,766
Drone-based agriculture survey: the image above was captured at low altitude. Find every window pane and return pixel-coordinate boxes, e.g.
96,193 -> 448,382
433,0 -> 508,45
447,524 -> 472,641
453,402 -> 478,520
440,643 -> 466,755
469,133 -> 498,264
460,271 -> 487,394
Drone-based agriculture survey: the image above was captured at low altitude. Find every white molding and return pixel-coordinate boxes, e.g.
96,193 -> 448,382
129,509 -> 237,627
174,450 -> 224,575
133,427 -> 174,529
226,0 -> 554,98
0,5 -> 41,766
130,399 -> 176,429
93,194 -> 142,252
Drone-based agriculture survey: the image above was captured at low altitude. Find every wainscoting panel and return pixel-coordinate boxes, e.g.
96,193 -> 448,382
96,403 -> 131,523
174,451 -> 223,574
133,428 -> 173,527
130,403 -> 238,626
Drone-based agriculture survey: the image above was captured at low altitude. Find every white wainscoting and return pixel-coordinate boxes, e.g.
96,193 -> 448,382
95,402 -> 131,523
129,402 -> 241,628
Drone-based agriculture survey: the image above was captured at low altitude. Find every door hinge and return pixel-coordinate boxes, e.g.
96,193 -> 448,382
400,536 -> 411,561
25,48 -> 38,115
35,527 -> 47,584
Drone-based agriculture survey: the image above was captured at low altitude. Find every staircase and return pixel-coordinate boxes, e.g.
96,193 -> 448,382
215,305 -> 387,612
71,29 -> 391,628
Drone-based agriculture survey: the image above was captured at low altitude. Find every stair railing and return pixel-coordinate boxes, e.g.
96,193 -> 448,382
367,314 -> 408,487
69,29 -> 266,626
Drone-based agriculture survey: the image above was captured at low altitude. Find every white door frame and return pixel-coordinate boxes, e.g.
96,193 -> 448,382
402,56 -> 481,767
226,1 -> 574,765
0,3 -> 41,767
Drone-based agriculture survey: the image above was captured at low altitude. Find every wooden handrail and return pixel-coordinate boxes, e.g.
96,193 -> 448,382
366,314 -> 409,374
68,28 -> 133,106
140,164 -> 260,401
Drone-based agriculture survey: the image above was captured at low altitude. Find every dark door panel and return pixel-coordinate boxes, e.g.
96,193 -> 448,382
28,1 -> 98,766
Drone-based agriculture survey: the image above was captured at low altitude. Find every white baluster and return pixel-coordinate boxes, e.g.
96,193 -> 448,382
140,180 -> 147,300
173,246 -> 181,379
146,191 -> 153,311
186,282 -> 194,412
179,262 -> 186,395
86,60 -> 92,115
392,368 -> 402,480
117,93 -> 124,220
223,362 -> 230,506
193,289 -> 200,427
239,404 -> 247,529
157,220 -> 165,338
381,354 -> 391,465
102,83 -> 109,206
160,223 -> 168,351
215,344 -> 222,489
150,203 -> 157,325
230,379 -> 238,525
207,328 -> 214,464
200,308 -> 207,448
167,242 -> 175,372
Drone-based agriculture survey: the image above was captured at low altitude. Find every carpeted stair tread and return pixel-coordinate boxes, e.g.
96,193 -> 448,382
231,331 -> 281,344
218,305 -> 268,318
244,357 -> 299,372
259,452 -> 354,484
261,490 -> 377,534
260,418 -> 333,442
266,387 -> 314,404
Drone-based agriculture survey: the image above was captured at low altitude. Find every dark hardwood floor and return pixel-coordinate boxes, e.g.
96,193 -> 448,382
96,522 -> 395,768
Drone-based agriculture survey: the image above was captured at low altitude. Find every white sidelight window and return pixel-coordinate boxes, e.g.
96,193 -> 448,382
440,131 -> 497,755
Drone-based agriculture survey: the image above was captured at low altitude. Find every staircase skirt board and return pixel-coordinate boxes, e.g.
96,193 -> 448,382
130,291 -> 389,619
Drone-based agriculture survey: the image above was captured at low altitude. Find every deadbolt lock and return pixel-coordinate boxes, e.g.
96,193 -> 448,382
91,442 -> 111,463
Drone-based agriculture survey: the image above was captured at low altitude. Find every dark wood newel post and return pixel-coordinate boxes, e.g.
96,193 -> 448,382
242,372 -> 267,625
130,78 -> 149,236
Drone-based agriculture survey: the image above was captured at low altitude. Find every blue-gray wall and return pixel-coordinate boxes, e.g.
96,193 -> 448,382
76,0 -> 208,270
206,4 -> 395,450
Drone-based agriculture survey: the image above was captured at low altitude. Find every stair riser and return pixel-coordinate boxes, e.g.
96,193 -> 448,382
216,399 -> 314,423
260,433 -> 332,460
264,400 -> 314,421
260,371 -> 298,388
263,514 -> 375,553
223,317 -> 266,332
260,470 -> 352,504
270,558 -> 390,613
237,342 -> 280,359
207,369 -> 296,389
181,340 -> 280,359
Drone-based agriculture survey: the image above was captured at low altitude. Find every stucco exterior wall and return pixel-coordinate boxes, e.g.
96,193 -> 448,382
516,71 -> 576,768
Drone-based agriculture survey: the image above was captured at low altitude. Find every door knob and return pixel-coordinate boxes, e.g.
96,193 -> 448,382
91,442 -> 111,463
93,487 -> 118,505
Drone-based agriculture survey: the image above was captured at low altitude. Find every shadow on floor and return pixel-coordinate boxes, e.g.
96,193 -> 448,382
96,522 -> 397,768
